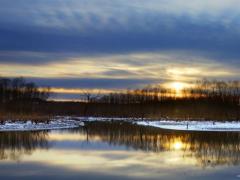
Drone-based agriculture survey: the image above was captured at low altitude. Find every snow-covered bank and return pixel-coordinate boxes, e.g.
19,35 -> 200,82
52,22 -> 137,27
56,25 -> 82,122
67,116 -> 144,122
0,116 -> 137,132
70,117 -> 240,132
136,120 -> 240,132
1,116 -> 240,132
0,119 -> 84,132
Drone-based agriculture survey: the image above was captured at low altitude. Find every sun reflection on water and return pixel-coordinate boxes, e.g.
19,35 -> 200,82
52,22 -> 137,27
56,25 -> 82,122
173,141 -> 183,150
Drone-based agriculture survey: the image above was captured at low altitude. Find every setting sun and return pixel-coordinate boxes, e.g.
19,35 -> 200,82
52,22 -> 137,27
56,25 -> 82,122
163,82 -> 190,92
171,82 -> 185,91
0,0 -> 240,180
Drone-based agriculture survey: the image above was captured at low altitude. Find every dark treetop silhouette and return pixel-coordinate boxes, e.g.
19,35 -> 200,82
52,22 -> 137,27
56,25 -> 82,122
0,77 -> 240,121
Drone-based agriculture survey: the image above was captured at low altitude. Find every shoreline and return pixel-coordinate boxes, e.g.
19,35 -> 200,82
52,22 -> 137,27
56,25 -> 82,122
1,117 -> 240,132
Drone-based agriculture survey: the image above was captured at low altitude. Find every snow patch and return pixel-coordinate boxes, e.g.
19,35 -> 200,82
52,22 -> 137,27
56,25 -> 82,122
0,118 -> 84,132
67,116 -> 144,122
135,120 -> 240,132
1,116 -> 240,132
58,116 -> 240,132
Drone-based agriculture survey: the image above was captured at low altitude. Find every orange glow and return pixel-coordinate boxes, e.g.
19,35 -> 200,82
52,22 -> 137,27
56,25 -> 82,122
173,141 -> 183,150
45,88 -> 125,94
170,82 -> 185,92
161,82 -> 192,97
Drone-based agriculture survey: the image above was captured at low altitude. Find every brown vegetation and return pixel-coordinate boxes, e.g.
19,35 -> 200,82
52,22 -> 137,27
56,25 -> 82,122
96,79 -> 240,106
0,78 -> 239,121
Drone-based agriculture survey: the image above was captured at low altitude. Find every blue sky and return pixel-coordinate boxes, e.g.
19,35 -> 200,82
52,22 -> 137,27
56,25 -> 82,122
0,0 -> 240,98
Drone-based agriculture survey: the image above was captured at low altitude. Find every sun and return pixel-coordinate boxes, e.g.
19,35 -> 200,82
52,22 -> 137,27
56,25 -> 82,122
162,81 -> 189,97
171,82 -> 185,91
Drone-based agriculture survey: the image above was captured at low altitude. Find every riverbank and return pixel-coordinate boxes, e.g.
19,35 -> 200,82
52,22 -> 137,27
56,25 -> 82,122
1,116 -> 240,132
0,117 -> 84,131
1,100 -> 240,121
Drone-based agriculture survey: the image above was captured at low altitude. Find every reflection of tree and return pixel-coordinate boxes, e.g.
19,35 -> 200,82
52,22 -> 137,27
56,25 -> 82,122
185,132 -> 240,167
82,122 -> 240,167
0,131 -> 49,161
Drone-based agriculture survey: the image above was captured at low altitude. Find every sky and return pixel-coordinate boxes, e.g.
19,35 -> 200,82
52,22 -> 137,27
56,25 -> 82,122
0,0 -> 240,100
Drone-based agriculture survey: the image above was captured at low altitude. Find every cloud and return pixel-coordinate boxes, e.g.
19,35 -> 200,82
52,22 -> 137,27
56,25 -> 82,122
1,0 -> 240,33
27,77 -> 158,89
0,0 -> 240,61
0,0 -> 239,94
0,51 -> 239,90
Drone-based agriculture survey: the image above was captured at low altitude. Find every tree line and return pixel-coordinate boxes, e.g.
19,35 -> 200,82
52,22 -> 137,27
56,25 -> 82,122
0,77 -> 239,120
0,77 -> 50,103
93,79 -> 240,105
1,77 -> 239,106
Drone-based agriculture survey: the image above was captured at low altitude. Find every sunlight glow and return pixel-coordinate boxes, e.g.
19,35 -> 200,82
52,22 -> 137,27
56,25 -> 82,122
0,52 -> 237,81
48,88 -> 124,94
171,82 -> 185,92
173,141 -> 183,150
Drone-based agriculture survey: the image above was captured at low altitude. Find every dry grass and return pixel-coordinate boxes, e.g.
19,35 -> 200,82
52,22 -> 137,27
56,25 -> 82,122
0,112 -> 52,123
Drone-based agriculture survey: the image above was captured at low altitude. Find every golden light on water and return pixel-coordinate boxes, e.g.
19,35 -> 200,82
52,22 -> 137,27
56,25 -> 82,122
171,140 -> 184,150
173,141 -> 183,150
14,132 -> 196,178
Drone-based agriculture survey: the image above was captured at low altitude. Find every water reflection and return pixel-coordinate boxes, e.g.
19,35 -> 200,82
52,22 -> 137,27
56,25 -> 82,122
82,122 -> 240,167
0,121 -> 240,168
0,131 -> 49,161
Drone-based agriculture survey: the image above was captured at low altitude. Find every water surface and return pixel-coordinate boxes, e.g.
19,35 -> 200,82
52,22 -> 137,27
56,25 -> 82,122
0,121 -> 240,180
